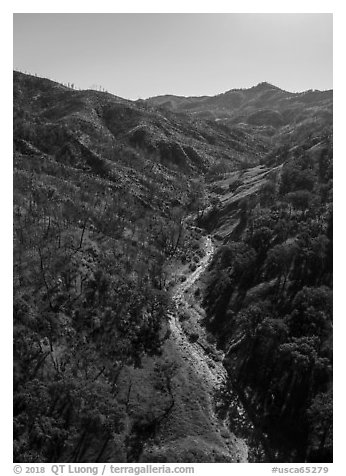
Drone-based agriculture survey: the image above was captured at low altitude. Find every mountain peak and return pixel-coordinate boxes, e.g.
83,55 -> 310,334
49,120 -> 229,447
251,82 -> 282,91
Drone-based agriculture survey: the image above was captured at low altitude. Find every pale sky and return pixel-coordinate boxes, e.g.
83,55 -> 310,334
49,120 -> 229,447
13,13 -> 333,99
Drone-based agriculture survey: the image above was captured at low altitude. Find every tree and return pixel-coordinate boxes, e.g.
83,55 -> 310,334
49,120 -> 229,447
265,241 -> 298,294
259,180 -> 276,207
286,286 -> 332,339
306,390 -> 332,462
286,190 -> 313,211
187,178 -> 206,217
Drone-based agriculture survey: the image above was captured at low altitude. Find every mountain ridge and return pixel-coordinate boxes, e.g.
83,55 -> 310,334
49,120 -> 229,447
13,70 -> 333,463
146,81 -> 332,102
145,81 -> 332,137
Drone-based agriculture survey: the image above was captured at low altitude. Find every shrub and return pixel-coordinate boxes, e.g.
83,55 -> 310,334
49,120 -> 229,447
189,262 -> 197,272
188,333 -> 199,343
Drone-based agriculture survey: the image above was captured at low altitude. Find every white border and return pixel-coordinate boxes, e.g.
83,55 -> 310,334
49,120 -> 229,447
3,3 -> 343,474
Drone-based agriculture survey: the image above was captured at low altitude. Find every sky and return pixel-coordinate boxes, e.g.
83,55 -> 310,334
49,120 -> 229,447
13,13 -> 333,99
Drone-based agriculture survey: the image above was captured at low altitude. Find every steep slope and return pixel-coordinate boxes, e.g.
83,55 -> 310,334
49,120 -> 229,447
146,82 -> 332,142
13,71 -> 333,464
199,135 -> 333,462
13,71 -> 266,463
14,71 -> 268,176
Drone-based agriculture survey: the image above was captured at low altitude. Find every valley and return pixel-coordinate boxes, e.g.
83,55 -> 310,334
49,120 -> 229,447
161,234 -> 248,463
13,71 -> 332,464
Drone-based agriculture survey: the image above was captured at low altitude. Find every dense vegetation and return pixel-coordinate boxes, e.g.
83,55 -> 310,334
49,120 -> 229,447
13,71 -> 332,463
13,73 -> 210,462
13,146 -> 183,461
202,135 -> 333,462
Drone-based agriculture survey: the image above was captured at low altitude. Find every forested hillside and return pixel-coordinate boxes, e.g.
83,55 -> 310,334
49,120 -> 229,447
13,71 -> 332,463
146,82 -> 332,144
202,136 -> 333,462
13,71 -> 265,462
